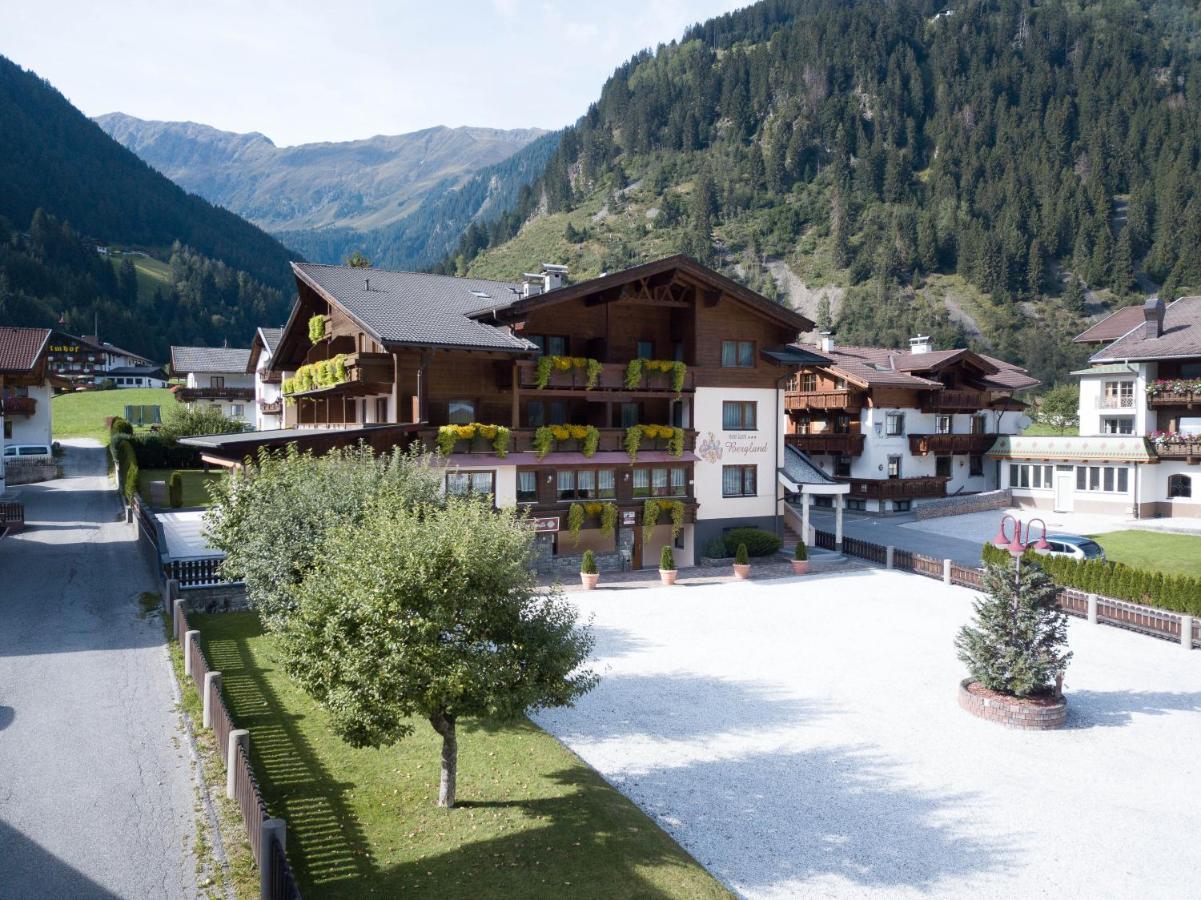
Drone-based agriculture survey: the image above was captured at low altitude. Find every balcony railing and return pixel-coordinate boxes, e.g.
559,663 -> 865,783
785,432 -> 865,455
908,433 -> 994,455
1147,390 -> 1201,408
343,351 -> 394,385
920,390 -> 987,413
512,360 -> 694,394
1151,439 -> 1201,461
258,400 -> 282,415
415,426 -> 697,457
784,389 -> 862,412
839,476 -> 948,500
0,396 -> 36,416
176,386 -> 254,402
1096,395 -> 1136,409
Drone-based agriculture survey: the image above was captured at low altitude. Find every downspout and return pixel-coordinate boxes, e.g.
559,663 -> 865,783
774,370 -> 790,540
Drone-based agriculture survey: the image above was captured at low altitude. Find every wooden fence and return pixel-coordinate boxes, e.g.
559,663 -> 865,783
166,556 -> 232,588
0,499 -> 23,536
813,529 -> 1197,650
172,590 -> 301,898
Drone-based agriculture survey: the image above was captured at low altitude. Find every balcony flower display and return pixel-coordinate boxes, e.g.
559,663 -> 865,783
1146,378 -> 1201,397
534,355 -> 603,390
1147,431 -> 1201,447
642,497 -> 685,541
308,314 -> 329,344
435,423 -> 512,457
566,501 -> 618,543
624,424 -> 685,460
533,424 -> 600,458
625,358 -> 687,393
282,354 -> 349,396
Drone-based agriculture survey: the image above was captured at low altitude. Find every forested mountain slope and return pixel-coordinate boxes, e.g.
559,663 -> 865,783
448,0 -> 1201,386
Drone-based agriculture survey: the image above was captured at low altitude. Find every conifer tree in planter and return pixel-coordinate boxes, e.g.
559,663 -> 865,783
580,549 -> 600,590
791,541 -> 809,575
659,545 -> 678,586
954,559 -> 1072,729
733,542 -> 751,580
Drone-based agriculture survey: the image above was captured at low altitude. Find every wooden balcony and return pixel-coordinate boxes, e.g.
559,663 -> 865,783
1152,441 -> 1201,462
1147,390 -> 1201,408
414,426 -> 697,457
344,351 -> 394,384
0,396 -> 36,416
839,476 -> 948,500
512,359 -> 694,394
785,432 -> 865,455
784,389 -> 862,412
175,386 -> 254,402
908,433 -> 994,455
258,400 -> 282,415
920,390 -> 987,413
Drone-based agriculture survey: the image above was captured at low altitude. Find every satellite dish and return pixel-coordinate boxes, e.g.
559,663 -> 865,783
1017,415 -> 1033,430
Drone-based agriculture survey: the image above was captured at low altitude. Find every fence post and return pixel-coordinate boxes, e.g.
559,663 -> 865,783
260,819 -> 286,900
183,630 -> 200,678
227,729 -> 249,799
942,559 -> 952,584
203,672 -> 222,728
163,578 -> 179,619
173,598 -> 186,644
1087,593 -> 1098,624
885,546 -> 895,570
1181,615 -> 1194,650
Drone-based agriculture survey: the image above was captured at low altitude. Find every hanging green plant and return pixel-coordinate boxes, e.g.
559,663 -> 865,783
670,360 -> 687,393
535,355 -> 554,389
567,502 -> 586,544
492,425 -> 511,458
624,358 -> 644,390
624,425 -> 642,460
600,502 -> 618,537
585,358 -> 604,390
666,426 -> 685,457
668,499 -> 685,540
581,426 -> 600,457
533,426 -> 555,459
642,498 -> 661,542
436,426 -> 459,456
308,314 -> 328,344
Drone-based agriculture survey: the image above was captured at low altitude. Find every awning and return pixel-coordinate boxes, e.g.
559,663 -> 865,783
179,423 -> 424,464
987,435 -> 1156,463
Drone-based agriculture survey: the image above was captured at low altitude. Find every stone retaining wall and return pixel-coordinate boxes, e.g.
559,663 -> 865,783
957,678 -> 1066,730
915,489 -> 1012,520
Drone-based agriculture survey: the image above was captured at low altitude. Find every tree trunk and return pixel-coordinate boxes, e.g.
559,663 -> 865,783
429,710 -> 458,808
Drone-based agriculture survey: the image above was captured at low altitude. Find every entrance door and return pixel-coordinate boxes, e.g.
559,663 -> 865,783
1054,472 -> 1074,513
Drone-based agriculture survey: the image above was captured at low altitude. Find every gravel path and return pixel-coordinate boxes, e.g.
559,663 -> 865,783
535,569 -> 1201,898
0,440 -> 201,898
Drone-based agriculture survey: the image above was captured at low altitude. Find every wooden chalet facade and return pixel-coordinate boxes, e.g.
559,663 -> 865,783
238,255 -> 818,570
785,335 -> 1038,512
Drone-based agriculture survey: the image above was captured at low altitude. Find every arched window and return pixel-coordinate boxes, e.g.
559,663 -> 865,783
1168,475 -> 1192,499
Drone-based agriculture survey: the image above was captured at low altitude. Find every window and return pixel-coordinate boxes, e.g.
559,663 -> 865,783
721,340 -> 755,368
210,376 -> 224,389
557,469 -> 616,501
970,455 -> 984,476
935,456 -> 952,478
526,400 -> 567,427
885,412 -> 905,436
847,498 -> 866,511
1012,464 -> 1055,489
722,465 -> 757,497
636,340 -> 655,359
1103,380 -> 1134,407
834,455 -> 852,477
620,403 -> 640,428
446,471 -> 495,497
722,401 -> 757,430
447,400 -> 475,424
887,455 -> 902,478
375,397 -> 388,423
893,500 -> 912,512
1074,465 -> 1130,493
1103,417 -> 1134,435
971,415 -> 986,435
529,335 -> 568,356
517,470 -> 538,503
935,415 -> 952,435
799,373 -> 817,392
673,341 -> 685,362
632,467 -> 687,498
1169,474 -> 1192,498
230,404 -> 245,418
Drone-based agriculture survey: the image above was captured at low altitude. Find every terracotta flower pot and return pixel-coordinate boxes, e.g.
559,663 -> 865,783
659,568 -> 678,586
733,563 -> 751,580
580,572 -> 599,590
791,560 -> 809,575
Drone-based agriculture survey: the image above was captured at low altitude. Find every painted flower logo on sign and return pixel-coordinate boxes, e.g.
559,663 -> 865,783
697,431 -> 723,464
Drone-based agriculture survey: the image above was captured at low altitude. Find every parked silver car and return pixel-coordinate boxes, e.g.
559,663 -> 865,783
1032,533 -> 1106,562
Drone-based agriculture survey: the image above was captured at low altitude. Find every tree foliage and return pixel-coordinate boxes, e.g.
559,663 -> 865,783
159,403 -> 247,442
1036,383 -> 1081,434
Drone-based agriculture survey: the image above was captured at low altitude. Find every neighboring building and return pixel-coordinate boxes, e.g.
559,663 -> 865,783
0,326 -> 53,493
45,331 -> 157,384
990,296 -> 1201,517
95,365 -> 168,389
183,256 -> 831,571
169,346 -> 255,426
786,334 -> 1038,512
247,327 -> 284,431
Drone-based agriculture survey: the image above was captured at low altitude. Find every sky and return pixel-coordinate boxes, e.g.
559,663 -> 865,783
0,0 -> 747,146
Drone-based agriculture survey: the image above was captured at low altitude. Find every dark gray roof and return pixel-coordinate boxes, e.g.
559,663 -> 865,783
170,346 -> 252,374
1092,297 -> 1201,362
293,263 -> 536,353
258,327 -> 284,355
781,445 -> 841,486
105,365 -> 166,378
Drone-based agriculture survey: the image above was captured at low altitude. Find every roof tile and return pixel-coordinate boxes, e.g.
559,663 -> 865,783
0,327 -> 51,373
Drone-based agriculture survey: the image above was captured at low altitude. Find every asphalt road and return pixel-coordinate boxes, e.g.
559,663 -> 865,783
808,507 -> 986,567
0,440 -> 200,898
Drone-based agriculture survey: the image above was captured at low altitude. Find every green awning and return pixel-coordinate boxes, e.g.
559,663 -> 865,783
987,435 -> 1156,462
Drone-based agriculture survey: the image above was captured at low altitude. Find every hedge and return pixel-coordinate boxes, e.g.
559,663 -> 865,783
980,543 -> 1201,617
168,471 -> 184,508
722,528 -> 781,558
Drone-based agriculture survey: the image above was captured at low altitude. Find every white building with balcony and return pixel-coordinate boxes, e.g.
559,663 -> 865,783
169,346 -> 255,426
247,327 -> 284,431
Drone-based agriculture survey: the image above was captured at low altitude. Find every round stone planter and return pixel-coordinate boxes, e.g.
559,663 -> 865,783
958,678 -> 1067,730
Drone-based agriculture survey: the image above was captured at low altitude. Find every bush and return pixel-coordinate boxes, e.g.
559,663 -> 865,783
794,542 -> 808,561
109,416 -> 133,436
160,404 -> 246,441
735,543 -> 749,565
123,457 -> 139,505
580,549 -> 598,575
130,432 -> 203,469
703,537 -> 728,559
168,471 -> 184,508
659,545 -> 675,571
722,527 -> 781,558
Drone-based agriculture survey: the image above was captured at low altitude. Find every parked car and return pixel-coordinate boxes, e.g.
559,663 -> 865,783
1032,533 -> 1107,562
2,444 -> 53,462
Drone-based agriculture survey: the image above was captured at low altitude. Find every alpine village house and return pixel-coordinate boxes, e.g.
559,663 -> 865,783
183,256 -> 846,573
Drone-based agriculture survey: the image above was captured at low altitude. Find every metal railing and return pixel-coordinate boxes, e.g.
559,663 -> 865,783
1096,395 -> 1136,409
165,556 -> 237,589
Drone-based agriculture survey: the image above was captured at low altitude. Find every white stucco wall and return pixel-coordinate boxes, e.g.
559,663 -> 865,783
691,387 -> 783,522
1077,364 -> 1148,437
6,381 -> 52,447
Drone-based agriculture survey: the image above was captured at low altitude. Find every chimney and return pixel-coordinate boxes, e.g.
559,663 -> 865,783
909,335 -> 933,354
364,278 -> 370,291
541,263 -> 568,292
817,331 -> 836,353
521,273 -> 543,298
1143,297 -> 1165,339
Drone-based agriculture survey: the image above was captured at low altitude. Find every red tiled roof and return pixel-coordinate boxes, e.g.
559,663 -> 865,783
793,343 -> 1038,391
1073,305 -> 1146,343
1091,296 -> 1201,361
0,327 -> 52,373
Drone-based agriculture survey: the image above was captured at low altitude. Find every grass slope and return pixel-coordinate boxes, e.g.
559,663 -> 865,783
51,387 -> 174,443
194,612 -> 728,899
1087,530 -> 1201,578
109,250 -> 173,301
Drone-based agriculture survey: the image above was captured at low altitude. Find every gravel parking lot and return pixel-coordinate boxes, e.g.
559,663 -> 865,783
535,569 -> 1201,899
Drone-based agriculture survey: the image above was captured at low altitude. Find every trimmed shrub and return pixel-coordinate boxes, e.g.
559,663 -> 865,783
580,549 -> 598,575
123,457 -> 139,505
703,537 -> 728,559
168,471 -> 184,508
735,543 -> 749,565
659,545 -> 675,571
109,416 -> 133,436
722,527 -> 781,558
794,542 -> 808,561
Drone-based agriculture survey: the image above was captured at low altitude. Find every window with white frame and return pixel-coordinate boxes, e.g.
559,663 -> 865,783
516,470 -> 538,503
885,412 -> 905,436
1103,417 -> 1134,435
1009,463 -> 1055,489
1074,465 -> 1129,493
935,415 -> 952,435
446,470 -> 495,496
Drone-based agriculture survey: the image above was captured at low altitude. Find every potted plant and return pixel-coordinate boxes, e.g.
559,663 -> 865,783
580,550 -> 600,590
791,542 -> 809,575
733,543 -> 751,580
659,545 -> 678,586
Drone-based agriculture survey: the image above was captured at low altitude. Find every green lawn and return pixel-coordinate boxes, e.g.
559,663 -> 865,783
193,613 -> 728,900
1020,422 -> 1079,437
138,468 -> 224,508
52,387 -> 175,443
108,250 -> 173,302
1086,530 -> 1201,578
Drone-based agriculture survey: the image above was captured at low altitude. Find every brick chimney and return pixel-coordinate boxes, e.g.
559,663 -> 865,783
1143,297 -> 1165,339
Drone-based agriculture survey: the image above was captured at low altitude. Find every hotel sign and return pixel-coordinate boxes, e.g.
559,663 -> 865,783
532,516 -> 560,533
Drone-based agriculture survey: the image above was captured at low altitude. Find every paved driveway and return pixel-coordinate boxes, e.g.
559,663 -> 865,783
535,571 -> 1201,899
0,440 -> 200,898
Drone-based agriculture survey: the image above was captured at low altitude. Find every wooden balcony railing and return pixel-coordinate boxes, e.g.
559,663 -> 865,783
785,432 -> 865,455
783,389 -> 862,412
343,351 -> 394,384
415,426 -> 697,457
1152,441 -> 1201,461
908,433 -> 994,455
512,360 -> 694,394
0,396 -> 36,416
175,386 -> 254,402
839,476 -> 948,500
920,390 -> 987,413
1147,390 -> 1201,408
258,400 -> 282,415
